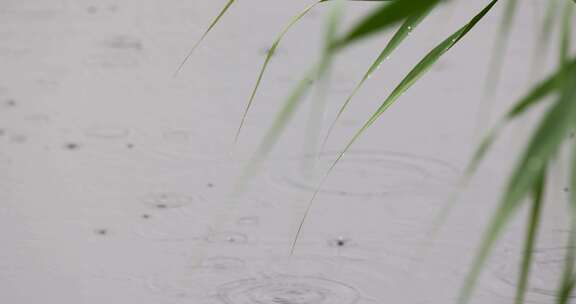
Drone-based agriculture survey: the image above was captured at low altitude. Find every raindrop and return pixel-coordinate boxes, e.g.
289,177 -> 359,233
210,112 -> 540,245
94,228 -> 108,236
63,142 -> 81,150
206,232 -> 249,245
4,99 -> 16,108
328,236 -> 352,248
141,192 -> 196,210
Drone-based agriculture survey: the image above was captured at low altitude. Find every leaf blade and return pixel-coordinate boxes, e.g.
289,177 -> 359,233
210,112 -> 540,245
174,0 -> 235,76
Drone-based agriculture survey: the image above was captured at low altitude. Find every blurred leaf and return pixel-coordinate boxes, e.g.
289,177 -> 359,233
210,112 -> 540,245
530,0 -> 560,76
458,68 -> 576,304
514,171 -> 545,304
467,58 -> 576,178
237,0 -> 344,192
484,0 -> 518,96
288,0 -> 499,254
242,1 -> 422,176
430,59 -> 576,234
236,0 -> 414,143
558,143 -> 576,303
560,0 -> 574,65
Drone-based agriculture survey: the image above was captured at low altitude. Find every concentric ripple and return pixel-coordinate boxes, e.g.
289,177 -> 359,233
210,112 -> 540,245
217,275 -> 360,304
267,151 -> 458,198
141,192 -> 199,210
133,192 -> 209,241
491,245 -> 575,302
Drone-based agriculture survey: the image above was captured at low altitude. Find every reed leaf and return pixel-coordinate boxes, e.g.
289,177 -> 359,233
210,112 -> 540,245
530,0 -> 560,76
557,144 -> 576,303
430,59 -> 576,234
236,1 -> 343,191
334,0 -> 443,48
514,171 -> 545,304
236,0 -> 404,143
244,0 -> 422,177
458,67 -> 576,304
332,0 -> 499,171
466,58 -> 576,178
288,0 -> 499,254
321,8 -> 432,150
174,0 -> 235,75
235,0 -> 325,143
484,0 -> 517,96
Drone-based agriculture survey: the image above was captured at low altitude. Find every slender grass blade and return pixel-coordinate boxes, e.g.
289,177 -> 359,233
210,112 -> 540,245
335,0 -> 443,47
290,0 -> 498,254
514,172 -> 545,304
235,0 -> 324,144
557,144 -> 576,303
321,8 -> 432,150
483,0 -> 518,96
174,0 -> 235,76
334,0 -> 499,171
237,1 -> 343,192
458,68 -> 576,304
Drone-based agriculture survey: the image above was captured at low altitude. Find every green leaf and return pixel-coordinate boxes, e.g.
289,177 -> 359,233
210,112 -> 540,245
241,1 -> 419,179
557,143 -> 576,303
235,0 -> 324,143
530,0 -> 560,76
335,0 -> 499,171
174,0 -> 235,75
334,0 -> 443,48
288,0 -> 499,254
483,0 -> 518,96
458,68 -> 576,304
321,8 -> 432,150
427,44 -> 576,240
467,58 -> 576,178
560,0 -> 574,65
236,0 -> 344,192
514,172 -> 545,304
236,0 -> 411,144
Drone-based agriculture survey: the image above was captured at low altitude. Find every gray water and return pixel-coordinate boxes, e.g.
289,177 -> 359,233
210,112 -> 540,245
1,0 -> 574,303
